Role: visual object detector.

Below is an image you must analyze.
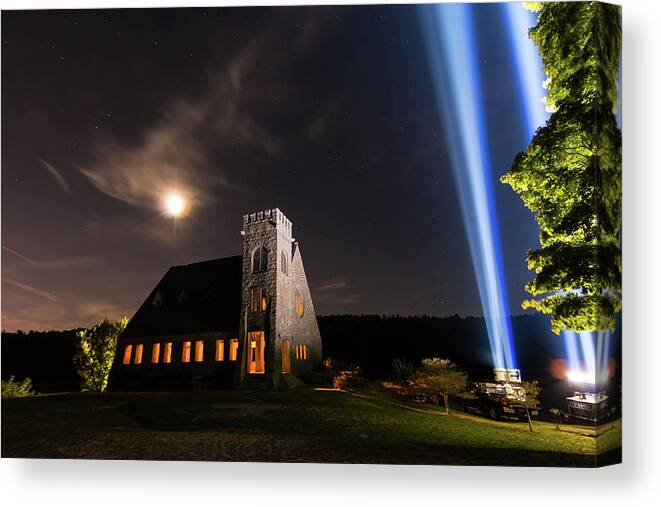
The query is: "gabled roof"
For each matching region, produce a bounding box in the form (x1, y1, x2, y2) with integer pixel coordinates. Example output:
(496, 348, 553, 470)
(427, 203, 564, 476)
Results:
(122, 255, 243, 338)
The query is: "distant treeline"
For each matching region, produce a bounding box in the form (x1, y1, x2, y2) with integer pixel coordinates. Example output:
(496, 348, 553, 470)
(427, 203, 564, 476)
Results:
(2, 313, 621, 396)
(317, 313, 569, 380)
(2, 328, 81, 391)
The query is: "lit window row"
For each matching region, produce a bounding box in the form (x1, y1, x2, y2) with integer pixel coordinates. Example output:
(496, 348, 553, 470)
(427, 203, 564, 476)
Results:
(295, 344, 309, 360)
(122, 338, 239, 365)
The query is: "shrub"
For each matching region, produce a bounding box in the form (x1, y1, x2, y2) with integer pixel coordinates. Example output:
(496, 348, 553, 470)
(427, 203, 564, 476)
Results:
(332, 367, 368, 390)
(392, 358, 416, 388)
(2, 375, 36, 398)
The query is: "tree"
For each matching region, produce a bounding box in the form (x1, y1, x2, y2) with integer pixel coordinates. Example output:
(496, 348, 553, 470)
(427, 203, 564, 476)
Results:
(520, 380, 542, 432)
(501, 2, 621, 334)
(413, 358, 468, 414)
(74, 317, 128, 393)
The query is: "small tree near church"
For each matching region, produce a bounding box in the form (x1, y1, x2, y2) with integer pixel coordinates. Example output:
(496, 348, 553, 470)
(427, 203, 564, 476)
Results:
(413, 358, 468, 415)
(74, 317, 128, 393)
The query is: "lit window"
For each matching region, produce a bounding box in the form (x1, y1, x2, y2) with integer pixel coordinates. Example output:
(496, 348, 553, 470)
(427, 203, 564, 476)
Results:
(296, 344, 308, 361)
(282, 339, 291, 373)
(195, 340, 204, 362)
(295, 290, 304, 318)
(123, 344, 133, 365)
(134, 344, 143, 364)
(251, 289, 258, 313)
(163, 342, 172, 363)
(215, 339, 225, 361)
(182, 341, 191, 363)
(151, 343, 161, 364)
(248, 331, 265, 374)
(261, 289, 267, 311)
(252, 246, 268, 272)
(229, 338, 239, 361)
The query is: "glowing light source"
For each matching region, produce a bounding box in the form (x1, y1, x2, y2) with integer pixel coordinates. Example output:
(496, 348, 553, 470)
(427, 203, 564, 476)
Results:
(562, 329, 611, 388)
(420, 4, 516, 370)
(566, 369, 595, 386)
(164, 192, 185, 217)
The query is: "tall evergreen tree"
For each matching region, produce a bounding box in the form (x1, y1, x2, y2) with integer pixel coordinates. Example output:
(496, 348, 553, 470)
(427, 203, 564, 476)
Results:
(501, 2, 622, 334)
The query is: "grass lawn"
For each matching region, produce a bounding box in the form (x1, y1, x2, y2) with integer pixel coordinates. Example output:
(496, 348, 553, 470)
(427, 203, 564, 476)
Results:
(1, 386, 621, 466)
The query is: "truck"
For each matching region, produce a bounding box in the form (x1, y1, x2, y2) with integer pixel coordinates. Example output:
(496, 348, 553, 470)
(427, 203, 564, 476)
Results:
(462, 368, 539, 421)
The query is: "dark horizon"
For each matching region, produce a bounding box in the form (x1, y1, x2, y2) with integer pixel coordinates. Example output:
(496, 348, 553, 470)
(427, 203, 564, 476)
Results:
(2, 4, 539, 332)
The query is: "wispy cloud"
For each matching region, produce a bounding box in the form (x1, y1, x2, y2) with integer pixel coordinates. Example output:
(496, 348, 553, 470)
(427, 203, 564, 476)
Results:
(40, 158, 72, 193)
(318, 278, 350, 292)
(313, 276, 360, 308)
(78, 10, 333, 213)
(2, 277, 61, 302)
(2, 246, 104, 270)
(32, 256, 106, 270)
(2, 246, 36, 264)
(1, 296, 134, 332)
(2, 262, 140, 331)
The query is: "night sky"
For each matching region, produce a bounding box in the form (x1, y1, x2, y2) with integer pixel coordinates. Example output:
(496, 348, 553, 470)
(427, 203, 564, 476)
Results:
(1, 4, 540, 332)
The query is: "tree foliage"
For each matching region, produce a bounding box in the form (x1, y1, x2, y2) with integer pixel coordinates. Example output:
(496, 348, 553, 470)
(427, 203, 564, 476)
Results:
(412, 358, 468, 414)
(74, 317, 128, 392)
(501, 2, 621, 334)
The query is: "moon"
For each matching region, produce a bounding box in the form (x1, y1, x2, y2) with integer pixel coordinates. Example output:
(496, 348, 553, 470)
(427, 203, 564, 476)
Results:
(164, 193, 185, 217)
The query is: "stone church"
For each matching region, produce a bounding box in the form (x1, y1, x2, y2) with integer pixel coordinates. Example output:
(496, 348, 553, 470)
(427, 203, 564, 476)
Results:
(109, 208, 322, 390)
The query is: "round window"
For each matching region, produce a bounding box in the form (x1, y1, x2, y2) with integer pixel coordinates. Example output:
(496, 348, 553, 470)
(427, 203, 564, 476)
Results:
(295, 290, 304, 318)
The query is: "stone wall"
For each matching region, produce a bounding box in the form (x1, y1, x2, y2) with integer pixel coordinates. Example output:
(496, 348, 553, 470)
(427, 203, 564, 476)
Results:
(288, 243, 323, 371)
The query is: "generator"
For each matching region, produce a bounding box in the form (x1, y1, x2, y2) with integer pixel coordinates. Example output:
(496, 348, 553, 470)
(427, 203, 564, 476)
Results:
(566, 391, 610, 421)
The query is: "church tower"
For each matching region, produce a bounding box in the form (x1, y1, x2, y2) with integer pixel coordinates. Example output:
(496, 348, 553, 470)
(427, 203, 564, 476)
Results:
(237, 208, 320, 388)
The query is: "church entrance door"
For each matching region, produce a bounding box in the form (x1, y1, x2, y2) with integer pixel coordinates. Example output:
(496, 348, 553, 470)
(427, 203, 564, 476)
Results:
(248, 331, 265, 374)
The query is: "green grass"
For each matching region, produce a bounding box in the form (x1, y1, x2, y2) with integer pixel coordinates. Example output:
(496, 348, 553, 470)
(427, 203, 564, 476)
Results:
(1, 386, 621, 466)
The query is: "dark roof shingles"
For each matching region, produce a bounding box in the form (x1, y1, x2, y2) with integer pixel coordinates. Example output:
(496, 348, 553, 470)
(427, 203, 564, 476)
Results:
(122, 255, 243, 338)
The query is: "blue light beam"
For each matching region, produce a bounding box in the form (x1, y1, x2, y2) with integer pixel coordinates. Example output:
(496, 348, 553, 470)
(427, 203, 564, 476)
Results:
(420, 4, 517, 370)
(562, 329, 580, 371)
(502, 2, 549, 139)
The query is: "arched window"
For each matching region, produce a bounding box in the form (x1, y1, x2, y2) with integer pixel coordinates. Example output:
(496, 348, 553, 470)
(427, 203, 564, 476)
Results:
(281, 251, 288, 275)
(152, 290, 164, 308)
(295, 289, 304, 318)
(252, 246, 268, 273)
